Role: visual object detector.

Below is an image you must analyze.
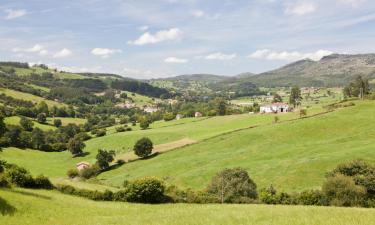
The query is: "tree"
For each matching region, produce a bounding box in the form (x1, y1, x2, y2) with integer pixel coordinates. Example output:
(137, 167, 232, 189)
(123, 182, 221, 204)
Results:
(53, 119, 62, 128)
(272, 93, 283, 103)
(322, 174, 366, 207)
(36, 101, 49, 116)
(133, 137, 153, 158)
(20, 117, 34, 131)
(289, 86, 302, 108)
(68, 137, 85, 157)
(214, 98, 227, 116)
(96, 149, 116, 170)
(345, 76, 370, 99)
(207, 168, 257, 203)
(37, 113, 47, 124)
(139, 117, 150, 130)
(0, 115, 6, 137)
(120, 92, 128, 99)
(31, 128, 45, 149)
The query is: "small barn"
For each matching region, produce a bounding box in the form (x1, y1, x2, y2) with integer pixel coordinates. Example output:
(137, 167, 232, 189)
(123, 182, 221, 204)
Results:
(260, 103, 290, 114)
(76, 162, 90, 171)
(195, 112, 203, 117)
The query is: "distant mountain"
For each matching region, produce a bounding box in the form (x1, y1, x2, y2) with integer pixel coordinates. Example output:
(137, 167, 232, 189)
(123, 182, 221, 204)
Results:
(162, 74, 229, 82)
(242, 54, 375, 87)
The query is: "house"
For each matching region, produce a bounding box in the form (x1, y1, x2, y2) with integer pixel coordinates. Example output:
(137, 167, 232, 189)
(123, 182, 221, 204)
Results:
(144, 106, 159, 113)
(176, 114, 183, 120)
(76, 162, 90, 171)
(260, 103, 290, 114)
(195, 112, 203, 117)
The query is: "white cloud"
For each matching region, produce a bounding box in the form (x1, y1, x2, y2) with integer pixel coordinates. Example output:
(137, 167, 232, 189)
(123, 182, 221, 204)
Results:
(12, 44, 49, 56)
(91, 48, 122, 58)
(138, 25, 149, 31)
(191, 10, 205, 18)
(205, 52, 237, 60)
(53, 48, 72, 58)
(164, 57, 188, 64)
(337, 0, 366, 7)
(127, 28, 182, 45)
(248, 49, 333, 61)
(285, 2, 317, 16)
(4, 9, 27, 20)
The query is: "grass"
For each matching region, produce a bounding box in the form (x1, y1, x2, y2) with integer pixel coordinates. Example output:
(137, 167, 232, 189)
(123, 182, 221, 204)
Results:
(4, 116, 56, 131)
(98, 100, 375, 191)
(1, 188, 375, 225)
(0, 88, 65, 107)
(123, 91, 157, 107)
(25, 83, 50, 92)
(46, 117, 87, 126)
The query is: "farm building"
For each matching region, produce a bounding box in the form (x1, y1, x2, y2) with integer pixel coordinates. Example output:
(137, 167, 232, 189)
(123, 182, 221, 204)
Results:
(195, 112, 203, 117)
(260, 103, 290, 113)
(76, 162, 90, 171)
(176, 114, 183, 120)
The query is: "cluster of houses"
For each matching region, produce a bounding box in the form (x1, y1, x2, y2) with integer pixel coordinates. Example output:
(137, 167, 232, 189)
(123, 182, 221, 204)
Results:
(259, 103, 291, 114)
(176, 111, 203, 120)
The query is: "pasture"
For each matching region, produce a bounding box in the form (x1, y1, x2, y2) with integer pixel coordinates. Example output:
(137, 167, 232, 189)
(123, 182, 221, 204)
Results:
(1, 188, 374, 225)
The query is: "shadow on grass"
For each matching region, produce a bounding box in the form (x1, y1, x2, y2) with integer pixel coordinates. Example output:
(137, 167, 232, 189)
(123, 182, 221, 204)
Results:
(73, 152, 90, 158)
(0, 197, 16, 216)
(105, 162, 125, 172)
(4, 188, 52, 200)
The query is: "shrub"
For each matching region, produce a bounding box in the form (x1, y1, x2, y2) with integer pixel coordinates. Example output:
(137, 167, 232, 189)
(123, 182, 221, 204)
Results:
(125, 177, 166, 203)
(51, 142, 67, 152)
(33, 175, 53, 189)
(95, 129, 106, 137)
(208, 168, 257, 203)
(4, 165, 34, 187)
(37, 113, 47, 124)
(126, 127, 132, 131)
(79, 165, 100, 179)
(139, 120, 149, 130)
(133, 137, 153, 158)
(115, 126, 126, 132)
(53, 119, 62, 127)
(0, 174, 10, 187)
(322, 174, 366, 207)
(67, 168, 79, 179)
(163, 112, 175, 121)
(75, 132, 91, 141)
(296, 190, 327, 206)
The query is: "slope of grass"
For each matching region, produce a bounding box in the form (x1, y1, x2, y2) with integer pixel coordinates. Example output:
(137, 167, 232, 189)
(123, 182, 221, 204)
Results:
(46, 117, 87, 126)
(0, 88, 65, 107)
(4, 116, 56, 131)
(1, 188, 374, 225)
(98, 101, 375, 191)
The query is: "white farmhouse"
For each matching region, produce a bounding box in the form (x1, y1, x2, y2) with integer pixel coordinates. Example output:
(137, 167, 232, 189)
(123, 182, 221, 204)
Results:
(260, 103, 290, 114)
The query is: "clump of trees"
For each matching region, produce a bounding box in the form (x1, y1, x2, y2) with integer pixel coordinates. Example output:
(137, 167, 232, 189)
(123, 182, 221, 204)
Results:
(289, 86, 302, 107)
(343, 76, 370, 99)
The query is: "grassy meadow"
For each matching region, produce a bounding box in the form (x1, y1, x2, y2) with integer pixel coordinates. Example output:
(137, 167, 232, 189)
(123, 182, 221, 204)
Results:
(1, 188, 375, 225)
(0, 88, 65, 107)
(98, 100, 375, 191)
(4, 116, 56, 131)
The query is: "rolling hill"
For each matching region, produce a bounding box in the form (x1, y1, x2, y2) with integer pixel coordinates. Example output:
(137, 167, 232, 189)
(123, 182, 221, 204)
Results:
(241, 54, 375, 87)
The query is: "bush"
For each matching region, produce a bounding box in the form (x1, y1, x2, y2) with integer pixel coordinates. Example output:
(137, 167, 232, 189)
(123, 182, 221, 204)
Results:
(133, 137, 153, 158)
(296, 190, 327, 206)
(75, 132, 91, 141)
(67, 168, 79, 179)
(4, 165, 34, 187)
(53, 119, 62, 127)
(207, 168, 257, 203)
(125, 177, 166, 203)
(115, 126, 126, 132)
(0, 174, 10, 187)
(322, 174, 366, 207)
(163, 112, 175, 121)
(34, 175, 53, 189)
(95, 129, 106, 137)
(79, 165, 100, 179)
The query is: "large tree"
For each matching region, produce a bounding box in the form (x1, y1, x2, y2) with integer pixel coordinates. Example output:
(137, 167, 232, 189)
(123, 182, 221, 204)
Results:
(20, 117, 34, 131)
(68, 137, 85, 157)
(96, 149, 116, 170)
(133, 137, 153, 158)
(208, 168, 257, 203)
(289, 86, 302, 108)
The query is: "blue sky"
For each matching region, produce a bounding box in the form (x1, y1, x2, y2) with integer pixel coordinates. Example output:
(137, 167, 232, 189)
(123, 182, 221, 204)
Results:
(0, 0, 375, 78)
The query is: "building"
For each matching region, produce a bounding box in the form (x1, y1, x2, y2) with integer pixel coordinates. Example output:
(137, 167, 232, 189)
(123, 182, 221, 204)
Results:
(195, 112, 203, 117)
(143, 106, 159, 113)
(260, 103, 290, 114)
(176, 114, 183, 120)
(76, 162, 90, 171)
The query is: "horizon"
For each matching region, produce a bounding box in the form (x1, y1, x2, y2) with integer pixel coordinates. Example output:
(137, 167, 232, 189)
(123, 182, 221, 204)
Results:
(1, 0, 375, 78)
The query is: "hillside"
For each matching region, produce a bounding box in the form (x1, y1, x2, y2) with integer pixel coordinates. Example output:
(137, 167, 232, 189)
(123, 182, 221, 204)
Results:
(98, 100, 375, 191)
(244, 54, 375, 87)
(1, 188, 375, 225)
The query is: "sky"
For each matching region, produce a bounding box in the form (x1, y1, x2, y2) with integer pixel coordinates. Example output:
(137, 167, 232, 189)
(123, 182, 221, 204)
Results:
(0, 0, 375, 79)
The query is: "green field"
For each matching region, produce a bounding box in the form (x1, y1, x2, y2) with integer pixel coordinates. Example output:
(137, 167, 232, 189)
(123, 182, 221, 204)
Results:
(0, 88, 65, 107)
(98, 100, 375, 191)
(1, 188, 374, 225)
(4, 116, 56, 131)
(46, 117, 87, 126)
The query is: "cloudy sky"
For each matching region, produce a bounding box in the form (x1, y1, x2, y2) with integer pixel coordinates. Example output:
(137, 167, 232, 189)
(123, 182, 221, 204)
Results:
(0, 0, 375, 78)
